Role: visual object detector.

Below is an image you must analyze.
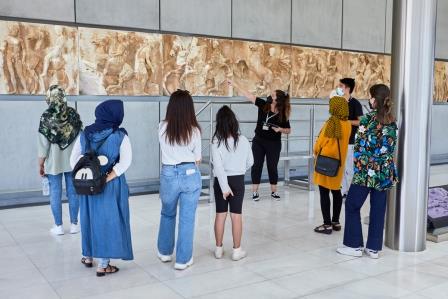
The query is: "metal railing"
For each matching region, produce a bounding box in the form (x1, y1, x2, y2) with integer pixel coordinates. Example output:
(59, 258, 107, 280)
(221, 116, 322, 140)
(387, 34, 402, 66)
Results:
(194, 99, 328, 202)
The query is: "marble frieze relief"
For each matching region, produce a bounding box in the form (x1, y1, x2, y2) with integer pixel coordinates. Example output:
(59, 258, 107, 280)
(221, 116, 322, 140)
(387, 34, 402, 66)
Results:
(79, 27, 162, 95)
(0, 21, 78, 95)
(0, 20, 447, 101)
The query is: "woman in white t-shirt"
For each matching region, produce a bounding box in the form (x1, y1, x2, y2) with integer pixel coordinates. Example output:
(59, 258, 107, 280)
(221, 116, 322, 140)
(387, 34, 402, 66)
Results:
(212, 106, 253, 261)
(157, 90, 202, 271)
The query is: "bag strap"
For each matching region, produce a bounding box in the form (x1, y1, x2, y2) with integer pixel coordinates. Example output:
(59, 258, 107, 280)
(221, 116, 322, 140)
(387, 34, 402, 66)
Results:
(317, 137, 342, 166)
(337, 138, 341, 166)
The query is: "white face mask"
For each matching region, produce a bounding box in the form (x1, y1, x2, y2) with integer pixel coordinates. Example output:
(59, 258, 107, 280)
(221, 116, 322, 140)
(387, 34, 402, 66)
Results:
(329, 90, 338, 99)
(335, 87, 345, 97)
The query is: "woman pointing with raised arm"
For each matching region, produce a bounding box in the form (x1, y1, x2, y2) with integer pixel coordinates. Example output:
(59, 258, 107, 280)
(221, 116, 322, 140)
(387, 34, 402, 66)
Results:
(228, 80, 291, 201)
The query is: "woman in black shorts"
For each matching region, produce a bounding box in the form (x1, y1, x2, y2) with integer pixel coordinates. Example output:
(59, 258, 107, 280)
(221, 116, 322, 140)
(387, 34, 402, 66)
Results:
(211, 106, 253, 261)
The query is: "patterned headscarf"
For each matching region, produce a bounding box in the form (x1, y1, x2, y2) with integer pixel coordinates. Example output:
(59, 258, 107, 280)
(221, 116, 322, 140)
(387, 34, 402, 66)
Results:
(38, 85, 82, 149)
(324, 96, 349, 139)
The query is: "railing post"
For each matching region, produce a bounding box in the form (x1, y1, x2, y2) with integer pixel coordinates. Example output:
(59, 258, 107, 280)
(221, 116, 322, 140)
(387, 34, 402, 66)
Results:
(209, 104, 214, 203)
(308, 105, 315, 191)
(284, 134, 290, 186)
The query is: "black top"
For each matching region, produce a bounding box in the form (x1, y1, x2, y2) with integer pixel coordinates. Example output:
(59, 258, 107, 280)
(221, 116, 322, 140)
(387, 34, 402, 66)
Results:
(348, 97, 364, 144)
(254, 98, 291, 141)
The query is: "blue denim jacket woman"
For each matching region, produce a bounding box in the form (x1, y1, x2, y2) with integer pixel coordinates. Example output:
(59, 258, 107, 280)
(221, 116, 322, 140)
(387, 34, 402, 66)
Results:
(70, 100, 133, 277)
(157, 90, 202, 270)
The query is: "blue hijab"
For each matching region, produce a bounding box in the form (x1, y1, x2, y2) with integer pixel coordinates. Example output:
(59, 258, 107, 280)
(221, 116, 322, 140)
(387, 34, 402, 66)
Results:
(84, 100, 128, 137)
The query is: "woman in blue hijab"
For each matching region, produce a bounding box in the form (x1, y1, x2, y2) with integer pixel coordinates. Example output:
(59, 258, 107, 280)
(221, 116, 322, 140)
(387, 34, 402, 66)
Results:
(70, 99, 133, 277)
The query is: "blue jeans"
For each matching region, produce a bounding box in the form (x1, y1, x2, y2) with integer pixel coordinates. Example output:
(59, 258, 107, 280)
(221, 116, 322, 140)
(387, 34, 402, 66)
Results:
(343, 184, 387, 251)
(157, 163, 202, 264)
(97, 258, 110, 269)
(47, 172, 79, 226)
(83, 256, 110, 269)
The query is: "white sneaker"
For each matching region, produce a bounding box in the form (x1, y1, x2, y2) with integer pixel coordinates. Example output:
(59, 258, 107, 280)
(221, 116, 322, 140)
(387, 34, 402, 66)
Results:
(70, 223, 80, 234)
(50, 225, 64, 236)
(214, 246, 224, 259)
(174, 258, 193, 270)
(157, 252, 172, 263)
(271, 192, 281, 201)
(252, 192, 260, 202)
(336, 246, 363, 257)
(232, 247, 247, 261)
(364, 248, 379, 259)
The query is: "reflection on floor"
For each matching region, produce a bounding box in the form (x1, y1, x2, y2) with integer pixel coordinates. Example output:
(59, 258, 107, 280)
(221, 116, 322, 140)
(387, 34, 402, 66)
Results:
(0, 165, 447, 299)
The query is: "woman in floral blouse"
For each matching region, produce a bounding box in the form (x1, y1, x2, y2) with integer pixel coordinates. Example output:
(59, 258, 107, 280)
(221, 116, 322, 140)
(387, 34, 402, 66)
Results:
(337, 84, 398, 259)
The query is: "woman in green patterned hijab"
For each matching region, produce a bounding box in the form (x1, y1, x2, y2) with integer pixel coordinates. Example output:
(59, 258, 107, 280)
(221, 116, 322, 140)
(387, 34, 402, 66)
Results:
(38, 85, 82, 236)
(38, 85, 82, 149)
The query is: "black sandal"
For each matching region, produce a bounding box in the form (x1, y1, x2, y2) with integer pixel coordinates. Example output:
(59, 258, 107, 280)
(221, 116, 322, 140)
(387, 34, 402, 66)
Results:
(96, 264, 119, 277)
(81, 257, 93, 268)
(314, 224, 333, 235)
(332, 222, 342, 231)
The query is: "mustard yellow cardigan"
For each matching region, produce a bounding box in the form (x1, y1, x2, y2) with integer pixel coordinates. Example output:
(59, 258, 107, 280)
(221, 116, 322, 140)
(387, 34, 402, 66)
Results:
(313, 120, 352, 190)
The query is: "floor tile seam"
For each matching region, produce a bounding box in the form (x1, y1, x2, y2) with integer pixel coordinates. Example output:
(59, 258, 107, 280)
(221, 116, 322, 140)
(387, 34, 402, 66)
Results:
(180, 271, 269, 299)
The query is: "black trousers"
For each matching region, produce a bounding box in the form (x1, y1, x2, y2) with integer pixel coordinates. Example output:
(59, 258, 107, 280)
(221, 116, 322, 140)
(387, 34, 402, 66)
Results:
(251, 136, 282, 185)
(319, 185, 343, 225)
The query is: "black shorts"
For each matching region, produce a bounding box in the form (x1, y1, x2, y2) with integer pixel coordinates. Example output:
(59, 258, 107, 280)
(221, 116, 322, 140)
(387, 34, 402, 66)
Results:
(214, 175, 245, 214)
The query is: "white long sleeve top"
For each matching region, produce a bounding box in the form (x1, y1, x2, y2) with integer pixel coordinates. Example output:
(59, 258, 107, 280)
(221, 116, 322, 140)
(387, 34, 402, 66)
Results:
(70, 134, 132, 177)
(211, 135, 254, 193)
(158, 121, 202, 165)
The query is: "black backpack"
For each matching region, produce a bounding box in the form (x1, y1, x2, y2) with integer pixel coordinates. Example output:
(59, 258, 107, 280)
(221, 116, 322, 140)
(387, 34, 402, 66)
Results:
(72, 134, 117, 195)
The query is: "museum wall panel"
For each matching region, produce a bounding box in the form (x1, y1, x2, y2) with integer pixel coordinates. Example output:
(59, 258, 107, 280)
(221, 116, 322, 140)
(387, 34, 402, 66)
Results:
(436, 0, 448, 60)
(0, 0, 75, 22)
(161, 0, 231, 37)
(342, 0, 387, 53)
(232, 0, 291, 43)
(385, 0, 393, 54)
(0, 101, 48, 192)
(75, 0, 159, 31)
(291, 0, 343, 49)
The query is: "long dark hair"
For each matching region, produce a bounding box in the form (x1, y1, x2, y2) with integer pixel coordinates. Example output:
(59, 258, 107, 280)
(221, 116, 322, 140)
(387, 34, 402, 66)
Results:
(164, 90, 201, 145)
(263, 90, 291, 122)
(370, 84, 395, 125)
(213, 105, 240, 150)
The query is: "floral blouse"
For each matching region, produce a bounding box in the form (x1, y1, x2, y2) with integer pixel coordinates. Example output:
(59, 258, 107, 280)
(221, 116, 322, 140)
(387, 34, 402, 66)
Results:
(352, 111, 399, 191)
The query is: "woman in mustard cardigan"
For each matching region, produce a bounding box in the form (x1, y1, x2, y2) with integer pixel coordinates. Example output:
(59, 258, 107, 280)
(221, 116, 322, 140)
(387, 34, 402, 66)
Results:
(313, 96, 351, 235)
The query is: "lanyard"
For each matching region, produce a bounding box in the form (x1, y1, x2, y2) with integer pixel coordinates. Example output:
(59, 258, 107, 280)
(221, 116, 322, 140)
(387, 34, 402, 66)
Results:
(265, 112, 278, 123)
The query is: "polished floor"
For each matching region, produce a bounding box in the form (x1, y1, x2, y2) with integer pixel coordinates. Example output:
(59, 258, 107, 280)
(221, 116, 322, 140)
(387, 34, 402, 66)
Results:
(1, 165, 448, 299)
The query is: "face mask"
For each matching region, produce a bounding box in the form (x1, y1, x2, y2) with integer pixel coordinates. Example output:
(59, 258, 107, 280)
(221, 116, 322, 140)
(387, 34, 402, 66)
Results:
(266, 96, 273, 104)
(329, 90, 338, 99)
(335, 87, 345, 97)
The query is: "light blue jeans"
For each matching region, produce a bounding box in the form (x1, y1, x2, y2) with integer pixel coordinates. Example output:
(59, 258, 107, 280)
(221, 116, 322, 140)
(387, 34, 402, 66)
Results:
(47, 172, 79, 226)
(157, 163, 202, 264)
(83, 256, 110, 269)
(97, 258, 110, 269)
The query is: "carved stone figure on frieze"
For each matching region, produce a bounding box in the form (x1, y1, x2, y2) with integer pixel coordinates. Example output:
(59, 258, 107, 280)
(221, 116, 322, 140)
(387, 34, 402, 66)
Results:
(1, 24, 28, 93)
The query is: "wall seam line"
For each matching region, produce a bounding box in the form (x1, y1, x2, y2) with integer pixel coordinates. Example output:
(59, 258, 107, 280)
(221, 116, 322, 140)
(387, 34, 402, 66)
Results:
(73, 0, 77, 22)
(384, 0, 388, 53)
(341, 0, 344, 49)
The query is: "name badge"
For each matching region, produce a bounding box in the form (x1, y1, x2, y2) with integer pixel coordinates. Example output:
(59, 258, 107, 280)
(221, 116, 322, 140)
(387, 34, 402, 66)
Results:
(186, 169, 196, 175)
(262, 124, 269, 130)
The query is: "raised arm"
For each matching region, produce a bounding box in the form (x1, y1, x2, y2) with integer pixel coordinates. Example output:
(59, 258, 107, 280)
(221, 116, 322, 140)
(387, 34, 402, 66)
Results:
(227, 79, 256, 104)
